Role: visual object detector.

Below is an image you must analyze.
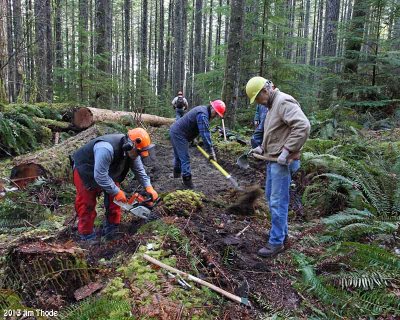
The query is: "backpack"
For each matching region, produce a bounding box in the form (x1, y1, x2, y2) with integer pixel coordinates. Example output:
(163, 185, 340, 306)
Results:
(175, 96, 185, 109)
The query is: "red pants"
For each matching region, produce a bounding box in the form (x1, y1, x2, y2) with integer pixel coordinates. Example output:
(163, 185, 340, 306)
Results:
(73, 169, 121, 235)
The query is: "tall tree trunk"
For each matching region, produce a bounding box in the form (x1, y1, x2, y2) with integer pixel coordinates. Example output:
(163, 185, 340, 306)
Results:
(301, 0, 310, 64)
(215, 0, 222, 59)
(141, 0, 148, 72)
(322, 0, 340, 67)
(13, 0, 22, 100)
(259, 0, 267, 75)
(172, 0, 187, 94)
(224, 0, 229, 44)
(186, 0, 195, 106)
(35, 0, 53, 102)
(0, 0, 7, 102)
(124, 0, 130, 108)
(392, 0, 400, 50)
(201, 0, 207, 72)
(94, 0, 112, 106)
(165, 0, 172, 90)
(6, 0, 15, 102)
(79, 0, 88, 102)
(316, 0, 324, 65)
(222, 0, 245, 128)
(157, 0, 165, 94)
(55, 0, 64, 87)
(343, 0, 366, 73)
(309, 0, 318, 66)
(193, 0, 202, 104)
(206, 0, 213, 72)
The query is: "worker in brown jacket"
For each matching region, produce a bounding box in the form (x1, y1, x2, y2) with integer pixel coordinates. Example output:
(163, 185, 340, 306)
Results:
(246, 76, 311, 258)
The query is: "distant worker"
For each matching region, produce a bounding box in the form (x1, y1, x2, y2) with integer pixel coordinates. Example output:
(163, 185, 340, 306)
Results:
(71, 128, 159, 241)
(169, 100, 226, 189)
(246, 76, 310, 258)
(251, 103, 269, 148)
(171, 91, 189, 119)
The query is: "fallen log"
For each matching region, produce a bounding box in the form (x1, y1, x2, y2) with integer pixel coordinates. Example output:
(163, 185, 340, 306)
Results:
(32, 117, 73, 132)
(73, 107, 175, 130)
(10, 125, 107, 187)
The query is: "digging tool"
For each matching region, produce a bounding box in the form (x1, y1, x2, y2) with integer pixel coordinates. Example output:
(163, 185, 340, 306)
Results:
(143, 254, 251, 306)
(196, 145, 241, 191)
(236, 149, 253, 169)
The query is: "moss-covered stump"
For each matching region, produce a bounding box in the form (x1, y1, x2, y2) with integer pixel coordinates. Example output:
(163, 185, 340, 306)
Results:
(2, 241, 95, 310)
(163, 190, 204, 217)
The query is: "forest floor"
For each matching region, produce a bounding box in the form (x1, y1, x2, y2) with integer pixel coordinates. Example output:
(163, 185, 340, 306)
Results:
(0, 126, 361, 319)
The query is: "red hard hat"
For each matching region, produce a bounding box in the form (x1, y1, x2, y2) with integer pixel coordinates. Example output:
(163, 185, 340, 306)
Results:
(210, 100, 226, 117)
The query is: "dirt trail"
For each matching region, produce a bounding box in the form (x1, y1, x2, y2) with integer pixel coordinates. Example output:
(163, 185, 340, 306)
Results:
(146, 138, 301, 316)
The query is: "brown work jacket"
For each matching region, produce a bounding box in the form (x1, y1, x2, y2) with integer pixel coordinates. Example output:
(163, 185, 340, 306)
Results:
(261, 89, 311, 160)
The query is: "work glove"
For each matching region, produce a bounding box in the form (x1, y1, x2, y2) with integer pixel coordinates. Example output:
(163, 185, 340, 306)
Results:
(114, 190, 127, 203)
(251, 146, 263, 155)
(145, 186, 159, 201)
(277, 148, 290, 165)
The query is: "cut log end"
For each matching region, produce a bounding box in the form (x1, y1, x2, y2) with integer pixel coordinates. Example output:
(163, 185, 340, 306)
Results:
(73, 107, 94, 130)
(10, 163, 47, 188)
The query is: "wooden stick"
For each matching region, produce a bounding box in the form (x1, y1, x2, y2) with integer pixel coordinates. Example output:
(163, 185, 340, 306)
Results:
(235, 224, 250, 238)
(221, 119, 227, 141)
(143, 254, 250, 306)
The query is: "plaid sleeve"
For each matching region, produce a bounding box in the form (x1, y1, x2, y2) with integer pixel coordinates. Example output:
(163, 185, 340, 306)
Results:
(196, 113, 213, 152)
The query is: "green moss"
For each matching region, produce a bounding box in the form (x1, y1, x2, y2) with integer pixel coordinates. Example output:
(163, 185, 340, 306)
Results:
(103, 277, 130, 299)
(163, 190, 204, 217)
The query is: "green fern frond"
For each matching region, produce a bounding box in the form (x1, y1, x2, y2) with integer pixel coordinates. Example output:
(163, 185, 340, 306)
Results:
(329, 271, 395, 290)
(59, 296, 131, 320)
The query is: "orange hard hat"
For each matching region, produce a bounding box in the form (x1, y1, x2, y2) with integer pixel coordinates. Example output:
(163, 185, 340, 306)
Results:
(210, 100, 226, 118)
(127, 128, 154, 157)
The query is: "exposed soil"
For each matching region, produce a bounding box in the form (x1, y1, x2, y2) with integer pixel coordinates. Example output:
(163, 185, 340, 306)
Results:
(3, 132, 306, 318)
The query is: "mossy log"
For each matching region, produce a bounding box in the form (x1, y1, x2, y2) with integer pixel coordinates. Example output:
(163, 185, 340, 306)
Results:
(32, 117, 73, 131)
(10, 125, 104, 187)
(4, 241, 93, 309)
(73, 107, 175, 130)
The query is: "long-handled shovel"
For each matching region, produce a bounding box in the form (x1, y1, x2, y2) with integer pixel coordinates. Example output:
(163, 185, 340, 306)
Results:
(196, 145, 241, 190)
(236, 150, 252, 169)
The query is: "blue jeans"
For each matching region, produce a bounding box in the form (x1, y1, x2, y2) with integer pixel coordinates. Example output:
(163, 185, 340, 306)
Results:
(175, 108, 185, 119)
(265, 160, 300, 245)
(170, 130, 191, 177)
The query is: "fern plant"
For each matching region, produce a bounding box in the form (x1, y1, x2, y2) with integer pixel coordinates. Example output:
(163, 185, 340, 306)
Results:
(323, 208, 400, 241)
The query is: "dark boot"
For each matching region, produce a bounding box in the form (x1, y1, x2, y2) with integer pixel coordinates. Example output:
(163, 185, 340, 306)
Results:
(182, 175, 194, 189)
(102, 223, 121, 241)
(257, 243, 284, 258)
(173, 168, 181, 178)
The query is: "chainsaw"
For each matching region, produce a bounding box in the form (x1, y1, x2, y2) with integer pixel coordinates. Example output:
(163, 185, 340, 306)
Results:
(114, 190, 160, 220)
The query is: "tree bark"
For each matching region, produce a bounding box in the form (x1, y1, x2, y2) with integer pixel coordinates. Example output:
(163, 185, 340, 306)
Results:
(55, 0, 64, 87)
(322, 0, 340, 66)
(34, 0, 53, 102)
(124, 0, 131, 108)
(79, 0, 89, 103)
(12, 0, 23, 100)
(206, 0, 213, 72)
(193, 0, 203, 105)
(6, 0, 15, 102)
(222, 0, 245, 128)
(72, 106, 175, 129)
(343, 0, 366, 74)
(157, 0, 165, 95)
(0, 0, 8, 103)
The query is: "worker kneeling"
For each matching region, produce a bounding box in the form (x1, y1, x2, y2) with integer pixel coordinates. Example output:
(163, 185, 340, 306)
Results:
(169, 100, 226, 189)
(71, 128, 159, 241)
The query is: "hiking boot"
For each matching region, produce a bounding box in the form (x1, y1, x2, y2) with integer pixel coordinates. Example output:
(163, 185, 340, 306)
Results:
(173, 168, 181, 178)
(102, 223, 121, 241)
(77, 231, 99, 246)
(182, 175, 194, 189)
(257, 243, 284, 258)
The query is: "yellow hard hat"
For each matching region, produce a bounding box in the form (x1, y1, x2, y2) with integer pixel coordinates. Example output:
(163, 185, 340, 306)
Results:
(246, 76, 267, 104)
